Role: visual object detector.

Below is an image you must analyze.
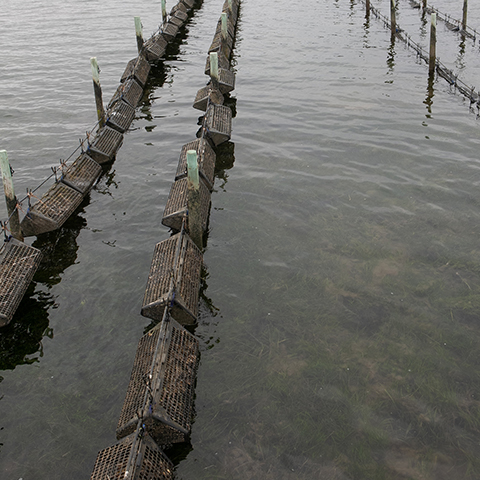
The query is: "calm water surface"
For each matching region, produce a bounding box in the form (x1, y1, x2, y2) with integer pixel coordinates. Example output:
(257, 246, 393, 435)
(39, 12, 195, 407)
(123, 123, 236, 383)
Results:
(2, 0, 480, 479)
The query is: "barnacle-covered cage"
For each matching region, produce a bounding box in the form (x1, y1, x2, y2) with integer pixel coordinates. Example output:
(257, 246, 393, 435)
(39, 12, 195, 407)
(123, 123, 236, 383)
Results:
(144, 33, 169, 62)
(106, 99, 136, 134)
(175, 137, 216, 190)
(111, 78, 144, 108)
(121, 55, 151, 87)
(203, 103, 232, 146)
(87, 126, 124, 164)
(0, 238, 42, 326)
(89, 428, 174, 480)
(116, 318, 200, 446)
(141, 231, 203, 325)
(20, 182, 84, 237)
(61, 153, 102, 195)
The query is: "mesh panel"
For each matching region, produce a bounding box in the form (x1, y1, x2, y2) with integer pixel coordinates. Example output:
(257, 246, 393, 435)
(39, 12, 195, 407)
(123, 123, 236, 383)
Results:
(204, 104, 232, 146)
(61, 153, 102, 194)
(89, 438, 131, 480)
(160, 324, 199, 431)
(107, 100, 136, 133)
(139, 442, 174, 480)
(145, 34, 168, 62)
(0, 239, 42, 325)
(121, 56, 150, 87)
(88, 126, 124, 164)
(117, 328, 162, 438)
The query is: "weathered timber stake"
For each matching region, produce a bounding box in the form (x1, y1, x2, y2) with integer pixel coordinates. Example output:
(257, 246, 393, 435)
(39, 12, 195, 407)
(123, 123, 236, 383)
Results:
(221, 13, 228, 41)
(390, 0, 396, 36)
(90, 57, 105, 128)
(186, 150, 203, 249)
(210, 52, 219, 83)
(162, 0, 167, 24)
(429, 13, 436, 76)
(366, 0, 370, 14)
(422, 0, 426, 9)
(134, 16, 144, 53)
(462, 0, 468, 31)
(0, 151, 23, 241)
(228, 0, 233, 13)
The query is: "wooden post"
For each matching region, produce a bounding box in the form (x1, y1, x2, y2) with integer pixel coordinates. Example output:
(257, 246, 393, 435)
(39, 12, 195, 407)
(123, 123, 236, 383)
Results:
(429, 13, 436, 76)
(228, 0, 233, 13)
(134, 16, 143, 53)
(161, 0, 167, 24)
(390, 0, 396, 36)
(186, 150, 203, 249)
(366, 0, 370, 14)
(462, 0, 468, 31)
(90, 57, 105, 128)
(221, 12, 228, 41)
(0, 151, 23, 241)
(422, 0, 426, 8)
(210, 52, 219, 82)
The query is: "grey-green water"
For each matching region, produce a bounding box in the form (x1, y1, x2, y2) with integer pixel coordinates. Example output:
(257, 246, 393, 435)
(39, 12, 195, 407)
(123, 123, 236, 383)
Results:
(2, 0, 480, 478)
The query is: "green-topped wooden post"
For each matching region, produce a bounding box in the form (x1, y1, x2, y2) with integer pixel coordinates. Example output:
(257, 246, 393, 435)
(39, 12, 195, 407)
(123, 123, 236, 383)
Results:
(462, 0, 468, 31)
(134, 16, 143, 53)
(90, 57, 105, 128)
(221, 12, 228, 41)
(186, 150, 203, 249)
(162, 0, 167, 24)
(390, 0, 396, 37)
(210, 52, 219, 83)
(0, 151, 23, 241)
(429, 13, 436, 76)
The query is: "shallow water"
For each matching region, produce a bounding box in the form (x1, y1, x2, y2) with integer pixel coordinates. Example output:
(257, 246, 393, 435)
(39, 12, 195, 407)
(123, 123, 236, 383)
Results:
(2, 0, 480, 479)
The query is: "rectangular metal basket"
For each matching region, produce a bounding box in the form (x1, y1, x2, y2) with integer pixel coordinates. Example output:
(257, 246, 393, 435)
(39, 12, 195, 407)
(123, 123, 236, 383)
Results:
(203, 104, 232, 146)
(61, 153, 102, 195)
(162, 21, 179, 41)
(89, 429, 174, 480)
(121, 55, 151, 87)
(0, 238, 42, 326)
(87, 126, 124, 164)
(162, 177, 211, 233)
(106, 99, 136, 133)
(111, 78, 144, 108)
(141, 231, 203, 325)
(175, 138, 216, 191)
(20, 182, 84, 237)
(193, 84, 224, 112)
(144, 34, 169, 62)
(116, 319, 200, 445)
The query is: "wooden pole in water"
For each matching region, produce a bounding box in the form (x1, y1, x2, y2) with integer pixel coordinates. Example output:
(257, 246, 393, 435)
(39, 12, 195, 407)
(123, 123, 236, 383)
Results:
(90, 57, 105, 128)
(462, 0, 468, 31)
(161, 0, 167, 25)
(429, 13, 437, 76)
(221, 12, 228, 42)
(422, 0, 426, 9)
(134, 16, 143, 53)
(228, 0, 233, 13)
(390, 0, 396, 36)
(0, 151, 23, 241)
(366, 0, 370, 14)
(186, 150, 203, 249)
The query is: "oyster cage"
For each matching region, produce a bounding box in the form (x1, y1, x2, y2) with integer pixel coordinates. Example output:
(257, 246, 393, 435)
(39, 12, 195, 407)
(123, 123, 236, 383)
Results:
(193, 85, 224, 112)
(111, 78, 144, 108)
(61, 153, 102, 195)
(87, 126, 124, 164)
(141, 231, 203, 325)
(162, 176, 211, 233)
(89, 429, 174, 480)
(106, 99, 136, 134)
(0, 238, 42, 326)
(216, 68, 236, 94)
(175, 137, 216, 191)
(21, 182, 84, 237)
(203, 104, 232, 146)
(144, 33, 169, 62)
(121, 55, 151, 87)
(116, 318, 200, 445)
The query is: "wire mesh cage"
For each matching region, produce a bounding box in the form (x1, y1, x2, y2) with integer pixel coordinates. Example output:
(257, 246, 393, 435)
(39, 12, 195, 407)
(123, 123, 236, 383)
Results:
(121, 55, 151, 88)
(144, 34, 169, 62)
(106, 99, 136, 134)
(161, 176, 211, 233)
(203, 104, 232, 146)
(172, 9, 189, 24)
(193, 84, 224, 112)
(223, 0, 240, 21)
(141, 231, 203, 325)
(89, 428, 175, 480)
(111, 78, 144, 108)
(207, 69, 235, 95)
(116, 318, 200, 445)
(209, 31, 234, 60)
(0, 238, 42, 326)
(87, 126, 124, 164)
(169, 15, 185, 29)
(21, 182, 84, 237)
(61, 153, 102, 195)
(162, 21, 179, 41)
(175, 137, 216, 191)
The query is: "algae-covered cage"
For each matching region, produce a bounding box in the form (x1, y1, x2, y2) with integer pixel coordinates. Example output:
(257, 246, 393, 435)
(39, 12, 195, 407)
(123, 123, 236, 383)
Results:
(116, 318, 199, 445)
(61, 153, 102, 195)
(89, 428, 174, 480)
(203, 103, 232, 146)
(141, 230, 203, 325)
(0, 238, 42, 326)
